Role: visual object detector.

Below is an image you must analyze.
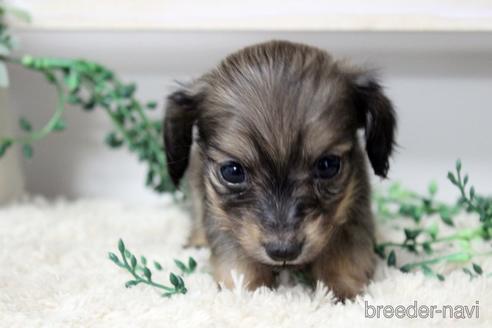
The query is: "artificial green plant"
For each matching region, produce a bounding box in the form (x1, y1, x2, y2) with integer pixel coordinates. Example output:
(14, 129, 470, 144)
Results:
(374, 160, 492, 280)
(0, 3, 174, 193)
(109, 239, 196, 297)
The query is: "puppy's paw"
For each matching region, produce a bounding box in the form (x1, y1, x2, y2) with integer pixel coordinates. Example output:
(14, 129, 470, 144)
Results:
(211, 255, 275, 290)
(311, 240, 376, 300)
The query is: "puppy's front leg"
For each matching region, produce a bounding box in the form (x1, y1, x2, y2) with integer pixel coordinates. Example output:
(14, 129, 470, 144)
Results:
(211, 253, 274, 290)
(186, 224, 208, 248)
(311, 227, 376, 300)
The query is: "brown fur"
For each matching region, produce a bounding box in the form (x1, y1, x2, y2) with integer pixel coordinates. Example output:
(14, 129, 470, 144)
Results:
(163, 40, 396, 299)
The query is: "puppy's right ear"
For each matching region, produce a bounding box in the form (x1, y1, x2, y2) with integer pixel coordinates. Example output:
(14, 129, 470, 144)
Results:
(163, 90, 200, 187)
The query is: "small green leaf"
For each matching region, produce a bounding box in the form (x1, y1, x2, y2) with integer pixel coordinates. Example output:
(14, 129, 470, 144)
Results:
(65, 70, 80, 92)
(143, 267, 152, 281)
(174, 259, 187, 273)
(19, 117, 32, 131)
(398, 204, 422, 223)
(188, 257, 197, 272)
(108, 252, 119, 264)
(124, 250, 131, 258)
(427, 223, 438, 240)
(388, 182, 402, 198)
(154, 261, 162, 270)
(421, 264, 434, 277)
(125, 280, 139, 288)
(53, 119, 66, 132)
(420, 265, 444, 281)
(113, 111, 126, 125)
(0, 140, 12, 158)
(463, 175, 469, 186)
(67, 94, 81, 105)
(405, 244, 417, 253)
(130, 255, 137, 269)
(404, 228, 421, 241)
(463, 268, 474, 279)
(470, 187, 475, 201)
(472, 263, 483, 275)
(387, 250, 396, 267)
(146, 171, 154, 186)
(422, 242, 432, 254)
(447, 172, 457, 185)
(83, 97, 96, 111)
(120, 83, 136, 97)
(399, 264, 412, 273)
(21, 55, 34, 67)
(146, 101, 157, 109)
(428, 181, 438, 196)
(118, 239, 125, 253)
(169, 273, 180, 287)
(140, 256, 147, 266)
(22, 144, 33, 159)
(440, 209, 454, 226)
(105, 132, 124, 148)
(177, 276, 185, 288)
(456, 159, 462, 172)
(374, 244, 386, 258)
(43, 71, 57, 84)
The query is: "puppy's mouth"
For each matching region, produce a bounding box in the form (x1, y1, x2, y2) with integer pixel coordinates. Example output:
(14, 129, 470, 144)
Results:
(264, 260, 307, 272)
(280, 260, 305, 269)
(258, 252, 308, 268)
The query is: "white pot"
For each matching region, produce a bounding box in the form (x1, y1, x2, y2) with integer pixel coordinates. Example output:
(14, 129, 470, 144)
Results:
(0, 89, 24, 204)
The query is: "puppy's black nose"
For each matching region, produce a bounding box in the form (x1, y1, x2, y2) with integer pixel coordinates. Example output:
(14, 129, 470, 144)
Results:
(265, 242, 303, 262)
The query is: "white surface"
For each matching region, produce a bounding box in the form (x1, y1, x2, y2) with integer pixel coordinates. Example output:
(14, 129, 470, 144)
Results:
(0, 198, 491, 327)
(5, 31, 492, 203)
(8, 0, 492, 31)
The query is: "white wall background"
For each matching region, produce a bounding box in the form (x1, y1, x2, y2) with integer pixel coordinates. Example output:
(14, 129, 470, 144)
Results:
(5, 31, 492, 204)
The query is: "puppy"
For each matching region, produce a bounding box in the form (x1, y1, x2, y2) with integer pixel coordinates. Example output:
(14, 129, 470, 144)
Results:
(163, 40, 396, 299)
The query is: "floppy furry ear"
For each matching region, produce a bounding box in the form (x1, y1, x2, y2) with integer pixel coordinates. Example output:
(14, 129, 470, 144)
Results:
(352, 72, 397, 178)
(163, 89, 200, 187)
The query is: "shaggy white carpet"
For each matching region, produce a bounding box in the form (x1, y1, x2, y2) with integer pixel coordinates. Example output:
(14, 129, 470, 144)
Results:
(0, 197, 491, 328)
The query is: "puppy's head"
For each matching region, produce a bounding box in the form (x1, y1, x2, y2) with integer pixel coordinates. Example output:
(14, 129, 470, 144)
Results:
(164, 41, 396, 266)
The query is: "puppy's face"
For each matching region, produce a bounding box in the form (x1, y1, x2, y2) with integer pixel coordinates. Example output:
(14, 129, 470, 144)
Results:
(164, 41, 396, 266)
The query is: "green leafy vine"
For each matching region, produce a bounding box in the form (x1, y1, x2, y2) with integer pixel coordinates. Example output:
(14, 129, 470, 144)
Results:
(0, 5, 174, 193)
(375, 160, 492, 280)
(109, 239, 197, 297)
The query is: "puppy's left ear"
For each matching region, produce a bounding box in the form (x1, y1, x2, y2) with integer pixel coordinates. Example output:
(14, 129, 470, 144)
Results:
(351, 71, 397, 178)
(163, 89, 201, 187)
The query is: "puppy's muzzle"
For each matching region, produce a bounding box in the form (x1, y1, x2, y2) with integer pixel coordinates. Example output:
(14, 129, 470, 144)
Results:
(264, 241, 303, 262)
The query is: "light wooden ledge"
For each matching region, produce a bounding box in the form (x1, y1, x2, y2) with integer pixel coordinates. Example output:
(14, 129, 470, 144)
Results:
(8, 0, 492, 31)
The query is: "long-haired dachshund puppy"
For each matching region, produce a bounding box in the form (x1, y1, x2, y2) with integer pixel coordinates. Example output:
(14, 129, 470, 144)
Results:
(163, 40, 396, 300)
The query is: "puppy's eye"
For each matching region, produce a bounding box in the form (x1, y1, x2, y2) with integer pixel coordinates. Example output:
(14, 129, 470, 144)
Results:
(220, 161, 246, 184)
(315, 155, 341, 179)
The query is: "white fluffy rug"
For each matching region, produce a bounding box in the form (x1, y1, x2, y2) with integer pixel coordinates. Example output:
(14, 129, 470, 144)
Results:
(1, 197, 491, 327)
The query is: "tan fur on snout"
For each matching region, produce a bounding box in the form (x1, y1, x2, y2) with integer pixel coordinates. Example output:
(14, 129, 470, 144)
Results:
(237, 220, 267, 261)
(164, 40, 396, 299)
